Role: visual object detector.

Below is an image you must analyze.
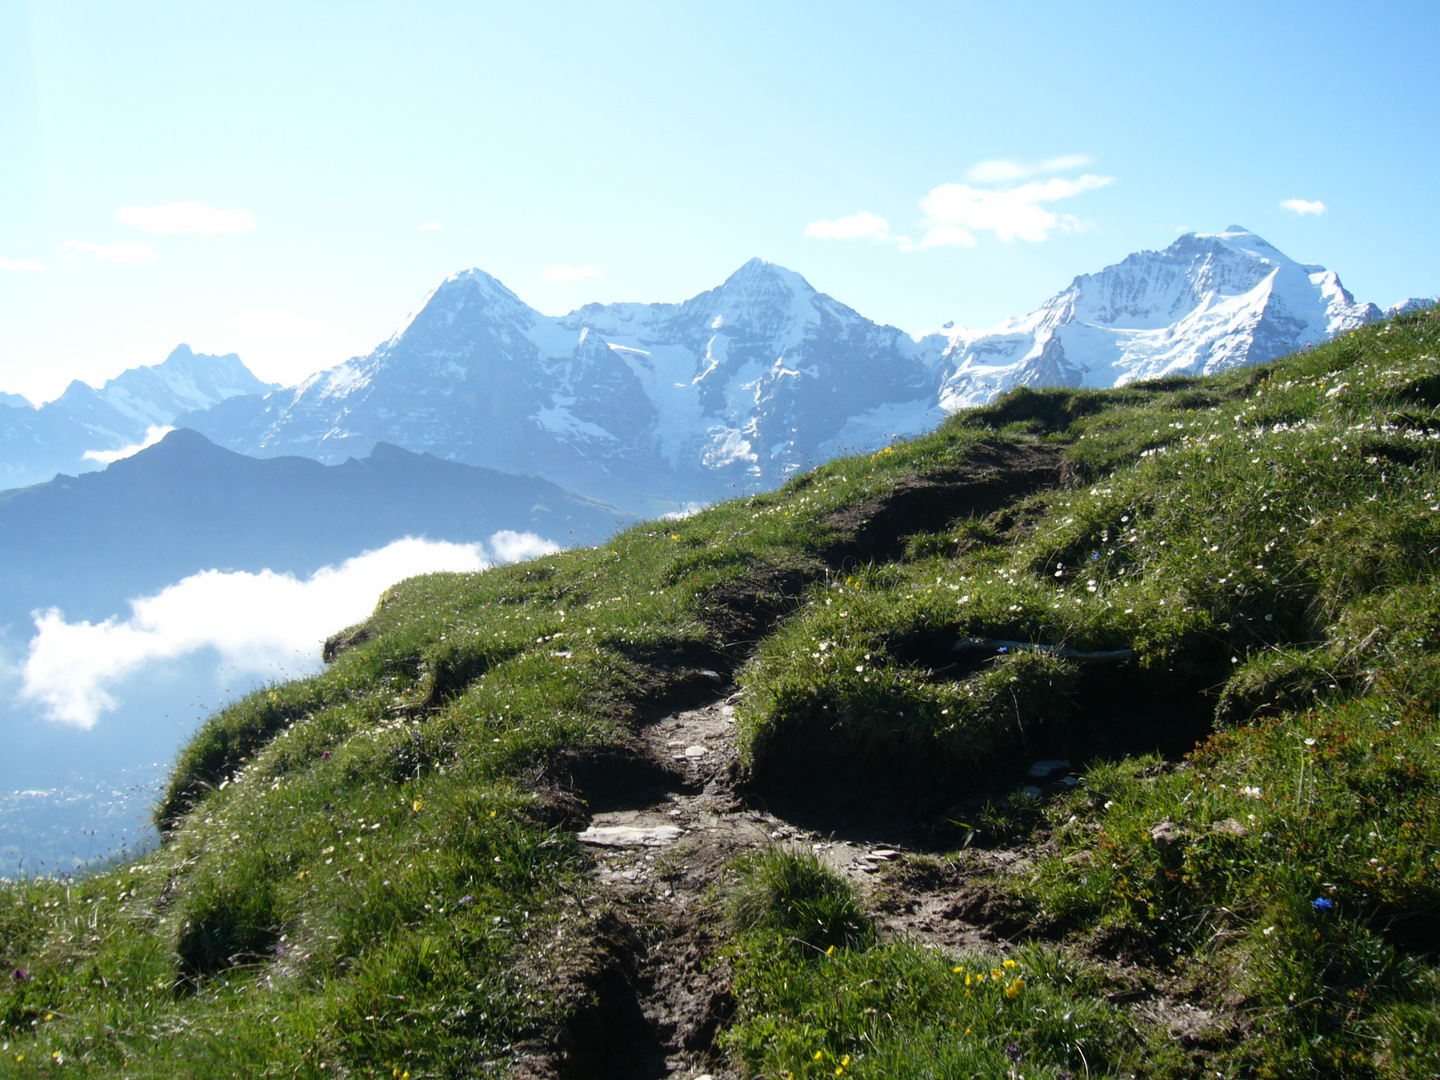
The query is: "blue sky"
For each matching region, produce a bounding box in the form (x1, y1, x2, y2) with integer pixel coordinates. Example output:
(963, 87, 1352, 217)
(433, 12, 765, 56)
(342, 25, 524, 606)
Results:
(2, 0, 1438, 402)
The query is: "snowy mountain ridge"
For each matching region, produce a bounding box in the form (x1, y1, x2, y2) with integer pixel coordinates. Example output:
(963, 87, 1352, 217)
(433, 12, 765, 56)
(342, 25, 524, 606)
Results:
(925, 227, 1380, 410)
(178, 228, 1385, 512)
(0, 345, 275, 490)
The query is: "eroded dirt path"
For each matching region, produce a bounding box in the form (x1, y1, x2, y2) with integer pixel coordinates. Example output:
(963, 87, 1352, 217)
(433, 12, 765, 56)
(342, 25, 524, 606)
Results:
(533, 690, 1037, 1080)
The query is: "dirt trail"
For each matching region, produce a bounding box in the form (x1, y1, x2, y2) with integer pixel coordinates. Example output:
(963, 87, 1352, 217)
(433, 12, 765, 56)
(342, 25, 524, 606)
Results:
(522, 443, 1082, 1078)
(537, 690, 1030, 1080)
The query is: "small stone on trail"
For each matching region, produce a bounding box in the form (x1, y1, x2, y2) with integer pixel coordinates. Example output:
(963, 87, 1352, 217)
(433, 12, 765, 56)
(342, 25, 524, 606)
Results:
(578, 825, 683, 847)
(684, 745, 709, 758)
(1210, 817, 1248, 837)
(866, 849, 902, 861)
(1026, 759, 1071, 779)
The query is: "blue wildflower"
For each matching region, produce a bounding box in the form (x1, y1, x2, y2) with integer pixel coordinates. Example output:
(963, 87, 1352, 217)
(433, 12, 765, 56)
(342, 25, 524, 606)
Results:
(1313, 897, 1335, 912)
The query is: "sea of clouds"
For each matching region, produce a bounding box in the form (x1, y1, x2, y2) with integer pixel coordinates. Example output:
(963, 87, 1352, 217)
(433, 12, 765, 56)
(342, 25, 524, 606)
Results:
(15, 531, 559, 730)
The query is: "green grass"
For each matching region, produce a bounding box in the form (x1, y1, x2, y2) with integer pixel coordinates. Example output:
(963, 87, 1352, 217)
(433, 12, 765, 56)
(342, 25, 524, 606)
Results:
(3, 308, 1440, 1076)
(721, 848, 1155, 1079)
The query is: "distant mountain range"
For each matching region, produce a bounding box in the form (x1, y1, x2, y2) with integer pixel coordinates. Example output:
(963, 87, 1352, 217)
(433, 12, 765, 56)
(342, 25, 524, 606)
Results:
(0, 345, 275, 490)
(2, 229, 1426, 513)
(0, 428, 631, 633)
(175, 228, 1401, 512)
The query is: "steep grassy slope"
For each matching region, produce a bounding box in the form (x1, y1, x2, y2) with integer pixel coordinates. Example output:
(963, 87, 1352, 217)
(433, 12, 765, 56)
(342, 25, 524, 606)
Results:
(2, 307, 1439, 1079)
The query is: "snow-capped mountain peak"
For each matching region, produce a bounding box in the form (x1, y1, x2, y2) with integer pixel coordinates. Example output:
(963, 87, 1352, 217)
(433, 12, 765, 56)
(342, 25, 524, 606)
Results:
(179, 231, 1387, 513)
(931, 227, 1380, 410)
(0, 346, 277, 489)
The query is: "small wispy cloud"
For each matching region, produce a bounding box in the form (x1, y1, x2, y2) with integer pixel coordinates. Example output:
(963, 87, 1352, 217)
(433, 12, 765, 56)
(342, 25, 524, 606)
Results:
(62, 240, 161, 264)
(964, 155, 1093, 184)
(82, 425, 174, 465)
(920, 174, 1115, 246)
(1281, 198, 1327, 217)
(19, 532, 561, 728)
(0, 257, 45, 271)
(418, 222, 444, 231)
(805, 156, 1110, 253)
(115, 202, 256, 235)
(540, 265, 602, 282)
(805, 211, 901, 242)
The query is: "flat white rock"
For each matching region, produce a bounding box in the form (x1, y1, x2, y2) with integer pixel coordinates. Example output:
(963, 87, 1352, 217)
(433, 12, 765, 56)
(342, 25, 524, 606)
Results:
(577, 824, 683, 847)
(684, 745, 709, 758)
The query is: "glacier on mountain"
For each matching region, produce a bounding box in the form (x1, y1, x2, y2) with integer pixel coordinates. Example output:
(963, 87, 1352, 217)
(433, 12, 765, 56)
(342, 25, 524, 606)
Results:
(176, 228, 1383, 513)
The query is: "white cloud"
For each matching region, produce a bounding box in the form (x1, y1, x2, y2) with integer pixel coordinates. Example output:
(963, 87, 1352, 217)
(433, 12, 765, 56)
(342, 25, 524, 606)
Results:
(82, 425, 174, 465)
(964, 155, 1093, 183)
(115, 202, 256, 236)
(917, 224, 977, 249)
(1281, 198, 1327, 217)
(540, 265, 602, 282)
(920, 174, 1115, 245)
(418, 222, 444, 231)
(63, 240, 161, 264)
(487, 530, 562, 563)
(0, 257, 45, 271)
(805, 212, 894, 241)
(19, 531, 559, 728)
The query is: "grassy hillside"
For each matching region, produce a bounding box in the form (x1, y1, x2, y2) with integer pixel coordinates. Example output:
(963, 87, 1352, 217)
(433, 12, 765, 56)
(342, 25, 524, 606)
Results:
(3, 306, 1440, 1078)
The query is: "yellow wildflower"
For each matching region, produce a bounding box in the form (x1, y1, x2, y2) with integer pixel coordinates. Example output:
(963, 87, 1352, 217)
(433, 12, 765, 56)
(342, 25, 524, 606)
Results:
(1005, 985, 1019, 999)
(413, 798, 424, 812)
(826, 944, 836, 956)
(1002, 959, 1017, 968)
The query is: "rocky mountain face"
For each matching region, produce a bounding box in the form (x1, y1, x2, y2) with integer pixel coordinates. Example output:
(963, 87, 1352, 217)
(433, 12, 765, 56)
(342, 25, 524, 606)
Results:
(928, 227, 1382, 410)
(0, 345, 275, 490)
(171, 228, 1381, 512)
(183, 261, 946, 511)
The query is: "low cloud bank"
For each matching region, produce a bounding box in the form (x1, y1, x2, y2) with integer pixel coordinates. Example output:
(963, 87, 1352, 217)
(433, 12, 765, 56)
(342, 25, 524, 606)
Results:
(20, 531, 560, 729)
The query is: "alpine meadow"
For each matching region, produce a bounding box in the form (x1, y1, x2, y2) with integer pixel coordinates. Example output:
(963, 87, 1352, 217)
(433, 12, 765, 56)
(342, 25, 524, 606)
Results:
(1, 301, 1438, 1078)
